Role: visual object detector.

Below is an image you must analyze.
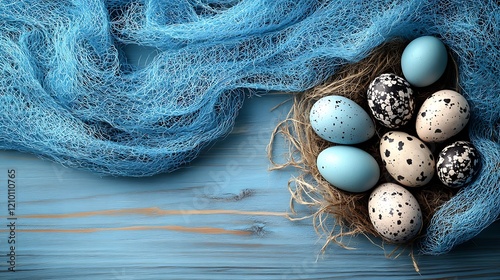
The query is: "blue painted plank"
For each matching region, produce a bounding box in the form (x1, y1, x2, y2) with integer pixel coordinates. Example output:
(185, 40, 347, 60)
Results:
(0, 94, 499, 280)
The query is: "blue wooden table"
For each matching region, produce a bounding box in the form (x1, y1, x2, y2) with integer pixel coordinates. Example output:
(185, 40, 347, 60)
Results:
(1, 94, 499, 279)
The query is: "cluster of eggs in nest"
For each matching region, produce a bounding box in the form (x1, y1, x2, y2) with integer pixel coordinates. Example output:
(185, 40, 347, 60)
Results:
(309, 36, 481, 244)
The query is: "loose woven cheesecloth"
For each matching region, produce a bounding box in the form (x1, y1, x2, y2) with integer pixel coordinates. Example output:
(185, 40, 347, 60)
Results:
(0, 0, 498, 254)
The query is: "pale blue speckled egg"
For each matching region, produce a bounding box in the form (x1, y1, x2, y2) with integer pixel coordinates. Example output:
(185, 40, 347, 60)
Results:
(310, 95, 375, 144)
(401, 36, 448, 87)
(317, 145, 380, 193)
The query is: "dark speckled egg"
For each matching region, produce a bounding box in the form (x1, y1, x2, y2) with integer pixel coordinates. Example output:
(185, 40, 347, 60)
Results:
(367, 73, 415, 128)
(437, 141, 481, 188)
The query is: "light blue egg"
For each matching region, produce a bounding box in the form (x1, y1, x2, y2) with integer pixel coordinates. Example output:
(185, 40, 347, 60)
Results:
(317, 146, 380, 193)
(401, 36, 448, 87)
(310, 95, 375, 144)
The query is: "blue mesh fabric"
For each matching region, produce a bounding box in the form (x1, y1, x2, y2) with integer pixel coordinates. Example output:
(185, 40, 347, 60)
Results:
(0, 0, 498, 254)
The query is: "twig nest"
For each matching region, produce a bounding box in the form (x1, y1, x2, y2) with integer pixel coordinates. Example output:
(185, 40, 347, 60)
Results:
(269, 38, 479, 256)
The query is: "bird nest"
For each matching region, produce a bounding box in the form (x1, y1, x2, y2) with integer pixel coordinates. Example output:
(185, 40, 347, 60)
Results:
(268, 39, 465, 256)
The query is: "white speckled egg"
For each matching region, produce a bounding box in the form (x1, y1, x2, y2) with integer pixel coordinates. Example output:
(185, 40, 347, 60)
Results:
(437, 141, 481, 188)
(416, 90, 470, 142)
(317, 146, 380, 193)
(380, 131, 435, 187)
(310, 95, 375, 144)
(368, 183, 423, 243)
(367, 73, 415, 128)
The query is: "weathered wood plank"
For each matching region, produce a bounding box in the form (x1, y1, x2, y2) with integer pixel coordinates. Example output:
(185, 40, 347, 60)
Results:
(1, 94, 499, 279)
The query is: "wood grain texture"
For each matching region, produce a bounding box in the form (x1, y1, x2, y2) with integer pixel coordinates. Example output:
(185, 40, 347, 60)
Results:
(1, 94, 499, 280)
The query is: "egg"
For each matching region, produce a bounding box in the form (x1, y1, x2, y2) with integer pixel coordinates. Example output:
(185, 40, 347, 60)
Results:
(401, 36, 448, 87)
(317, 145, 380, 193)
(310, 95, 375, 144)
(368, 183, 423, 243)
(367, 73, 415, 128)
(416, 90, 470, 142)
(380, 131, 435, 187)
(437, 141, 481, 188)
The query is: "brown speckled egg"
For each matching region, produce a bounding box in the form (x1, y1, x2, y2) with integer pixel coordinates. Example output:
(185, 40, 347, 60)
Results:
(380, 131, 435, 187)
(368, 183, 423, 244)
(367, 73, 415, 128)
(416, 90, 470, 142)
(437, 141, 481, 188)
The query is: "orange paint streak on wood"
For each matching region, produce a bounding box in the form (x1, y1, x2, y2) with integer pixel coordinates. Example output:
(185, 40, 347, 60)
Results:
(10, 225, 252, 235)
(19, 207, 287, 219)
